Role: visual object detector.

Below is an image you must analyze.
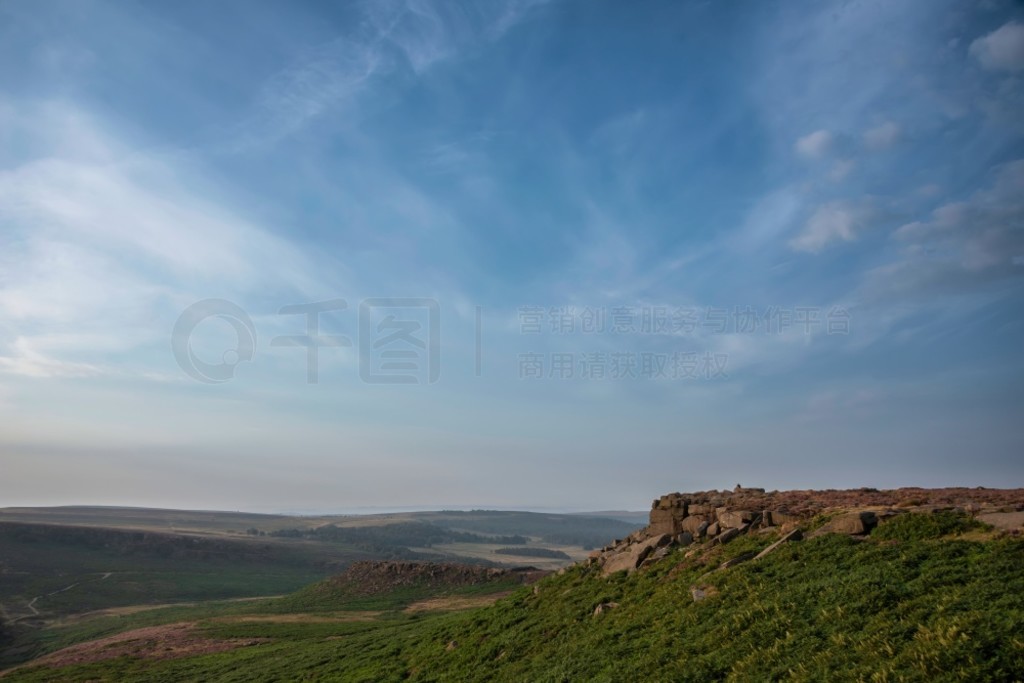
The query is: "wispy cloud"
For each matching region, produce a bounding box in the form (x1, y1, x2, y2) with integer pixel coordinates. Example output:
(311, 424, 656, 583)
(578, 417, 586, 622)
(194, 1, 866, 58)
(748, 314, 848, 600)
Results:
(874, 158, 1024, 296)
(0, 103, 335, 378)
(0, 336, 103, 379)
(790, 201, 871, 253)
(795, 130, 833, 159)
(970, 21, 1024, 72)
(863, 121, 901, 151)
(232, 0, 554, 150)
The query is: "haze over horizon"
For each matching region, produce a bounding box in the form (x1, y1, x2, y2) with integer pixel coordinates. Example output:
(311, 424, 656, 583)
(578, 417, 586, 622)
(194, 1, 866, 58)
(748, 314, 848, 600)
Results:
(2, 0, 1023, 512)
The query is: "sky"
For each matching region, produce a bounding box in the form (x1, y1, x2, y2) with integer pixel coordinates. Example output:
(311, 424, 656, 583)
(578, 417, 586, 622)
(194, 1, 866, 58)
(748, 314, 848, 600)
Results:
(1, 0, 1023, 512)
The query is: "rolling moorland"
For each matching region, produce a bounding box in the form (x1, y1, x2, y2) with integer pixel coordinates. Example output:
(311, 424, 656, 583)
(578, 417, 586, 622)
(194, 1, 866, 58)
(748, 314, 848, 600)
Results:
(0, 506, 637, 667)
(1, 487, 1022, 681)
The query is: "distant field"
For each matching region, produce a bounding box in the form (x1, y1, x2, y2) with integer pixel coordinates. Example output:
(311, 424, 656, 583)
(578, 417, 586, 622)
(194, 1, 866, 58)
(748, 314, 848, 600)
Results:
(0, 507, 331, 535)
(0, 506, 637, 667)
(2, 512, 1020, 682)
(0, 520, 371, 664)
(0, 507, 640, 545)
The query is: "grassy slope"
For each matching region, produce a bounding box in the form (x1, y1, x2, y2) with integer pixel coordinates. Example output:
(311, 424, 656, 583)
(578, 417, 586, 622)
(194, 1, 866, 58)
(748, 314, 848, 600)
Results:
(6, 514, 1023, 682)
(0, 507, 637, 666)
(0, 524, 364, 615)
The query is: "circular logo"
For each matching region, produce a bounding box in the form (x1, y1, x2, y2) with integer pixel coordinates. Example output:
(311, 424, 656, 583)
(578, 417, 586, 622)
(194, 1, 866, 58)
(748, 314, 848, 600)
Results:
(171, 299, 257, 383)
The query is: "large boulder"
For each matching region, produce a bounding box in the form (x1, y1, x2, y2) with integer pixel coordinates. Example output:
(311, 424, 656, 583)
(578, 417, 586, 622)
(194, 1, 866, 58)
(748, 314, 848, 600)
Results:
(646, 533, 672, 550)
(602, 550, 640, 575)
(818, 511, 878, 536)
(601, 534, 670, 576)
(768, 510, 801, 526)
(716, 527, 741, 544)
(649, 508, 681, 536)
(718, 510, 755, 528)
(681, 516, 709, 535)
(977, 511, 1024, 531)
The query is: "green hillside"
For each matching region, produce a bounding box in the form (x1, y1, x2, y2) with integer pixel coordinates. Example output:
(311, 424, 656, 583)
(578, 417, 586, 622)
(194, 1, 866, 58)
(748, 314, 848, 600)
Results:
(4, 511, 1022, 682)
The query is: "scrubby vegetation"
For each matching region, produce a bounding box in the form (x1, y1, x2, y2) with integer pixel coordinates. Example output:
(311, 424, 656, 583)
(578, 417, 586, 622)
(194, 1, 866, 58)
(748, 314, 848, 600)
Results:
(4, 520, 1021, 682)
(871, 509, 988, 542)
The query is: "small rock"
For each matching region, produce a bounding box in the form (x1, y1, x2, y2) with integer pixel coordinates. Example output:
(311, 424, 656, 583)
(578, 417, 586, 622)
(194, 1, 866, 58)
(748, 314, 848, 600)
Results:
(690, 585, 718, 602)
(716, 527, 740, 545)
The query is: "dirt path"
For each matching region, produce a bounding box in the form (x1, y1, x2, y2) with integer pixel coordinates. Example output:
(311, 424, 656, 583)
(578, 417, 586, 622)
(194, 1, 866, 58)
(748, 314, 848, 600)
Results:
(20, 572, 112, 620)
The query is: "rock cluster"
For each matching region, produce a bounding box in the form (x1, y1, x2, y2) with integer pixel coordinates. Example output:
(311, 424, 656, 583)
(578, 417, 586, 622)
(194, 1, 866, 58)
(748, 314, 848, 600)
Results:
(587, 486, 1024, 577)
(647, 491, 807, 541)
(590, 491, 807, 576)
(315, 561, 547, 596)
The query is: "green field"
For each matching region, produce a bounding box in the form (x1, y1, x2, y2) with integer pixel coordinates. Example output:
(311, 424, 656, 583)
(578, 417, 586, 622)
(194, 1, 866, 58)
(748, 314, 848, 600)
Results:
(2, 511, 1021, 682)
(0, 506, 637, 668)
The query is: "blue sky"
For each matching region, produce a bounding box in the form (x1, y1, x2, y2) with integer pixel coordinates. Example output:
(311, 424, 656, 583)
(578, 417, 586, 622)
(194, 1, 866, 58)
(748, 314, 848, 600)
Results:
(1, 0, 1022, 511)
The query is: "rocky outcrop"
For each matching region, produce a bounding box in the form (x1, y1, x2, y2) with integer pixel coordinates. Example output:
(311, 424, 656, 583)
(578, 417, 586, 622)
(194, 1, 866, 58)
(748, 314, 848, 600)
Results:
(589, 487, 1024, 577)
(313, 561, 545, 596)
(595, 491, 807, 575)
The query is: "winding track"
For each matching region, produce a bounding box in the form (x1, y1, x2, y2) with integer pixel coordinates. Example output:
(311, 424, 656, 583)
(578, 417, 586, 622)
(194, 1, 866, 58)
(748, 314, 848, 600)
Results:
(21, 572, 112, 619)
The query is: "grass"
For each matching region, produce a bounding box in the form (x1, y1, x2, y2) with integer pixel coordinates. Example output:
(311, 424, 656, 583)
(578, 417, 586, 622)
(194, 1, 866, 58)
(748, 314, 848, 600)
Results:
(4, 515, 1022, 682)
(872, 509, 989, 542)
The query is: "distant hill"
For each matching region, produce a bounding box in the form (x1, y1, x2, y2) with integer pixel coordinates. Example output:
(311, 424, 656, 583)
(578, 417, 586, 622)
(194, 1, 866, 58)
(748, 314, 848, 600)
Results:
(567, 510, 650, 525)
(4, 489, 1021, 681)
(0, 505, 631, 668)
